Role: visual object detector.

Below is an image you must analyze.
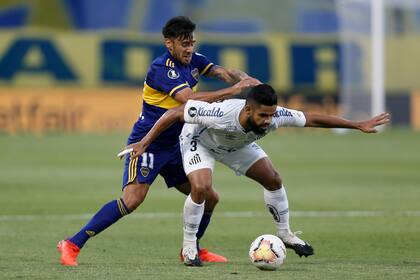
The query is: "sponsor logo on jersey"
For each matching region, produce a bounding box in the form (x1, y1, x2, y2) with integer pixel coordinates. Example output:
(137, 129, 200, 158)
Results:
(198, 107, 224, 117)
(189, 153, 201, 165)
(274, 108, 293, 117)
(167, 69, 180, 79)
(191, 68, 199, 81)
(188, 107, 197, 117)
(140, 167, 150, 177)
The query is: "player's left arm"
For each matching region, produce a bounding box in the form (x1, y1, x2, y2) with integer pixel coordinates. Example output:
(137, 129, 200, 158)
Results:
(304, 112, 390, 133)
(206, 65, 253, 84)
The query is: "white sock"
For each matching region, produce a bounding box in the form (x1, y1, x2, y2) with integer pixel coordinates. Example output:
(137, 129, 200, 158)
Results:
(183, 194, 205, 246)
(264, 186, 290, 232)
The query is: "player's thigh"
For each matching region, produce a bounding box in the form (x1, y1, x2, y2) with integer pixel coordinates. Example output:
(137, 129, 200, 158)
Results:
(219, 142, 268, 176)
(180, 136, 216, 177)
(122, 149, 172, 188)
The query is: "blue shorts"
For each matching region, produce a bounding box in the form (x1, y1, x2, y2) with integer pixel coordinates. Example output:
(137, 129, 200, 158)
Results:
(122, 145, 188, 188)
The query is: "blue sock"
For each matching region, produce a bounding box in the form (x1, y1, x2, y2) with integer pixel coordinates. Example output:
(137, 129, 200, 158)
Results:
(196, 212, 212, 249)
(69, 199, 130, 248)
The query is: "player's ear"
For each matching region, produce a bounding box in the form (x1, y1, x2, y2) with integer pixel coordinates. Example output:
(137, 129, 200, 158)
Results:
(244, 104, 252, 116)
(164, 38, 173, 51)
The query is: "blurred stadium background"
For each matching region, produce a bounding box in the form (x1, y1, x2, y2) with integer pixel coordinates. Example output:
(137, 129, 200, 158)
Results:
(1, 0, 420, 132)
(0, 0, 419, 279)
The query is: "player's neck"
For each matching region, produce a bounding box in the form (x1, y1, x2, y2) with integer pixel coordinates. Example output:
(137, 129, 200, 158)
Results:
(238, 108, 251, 132)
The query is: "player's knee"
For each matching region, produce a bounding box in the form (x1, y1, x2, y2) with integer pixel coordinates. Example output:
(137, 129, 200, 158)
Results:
(191, 182, 211, 201)
(264, 171, 283, 191)
(206, 189, 220, 207)
(122, 183, 149, 211)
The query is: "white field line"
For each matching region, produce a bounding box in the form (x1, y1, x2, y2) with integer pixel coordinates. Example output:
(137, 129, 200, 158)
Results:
(0, 211, 420, 221)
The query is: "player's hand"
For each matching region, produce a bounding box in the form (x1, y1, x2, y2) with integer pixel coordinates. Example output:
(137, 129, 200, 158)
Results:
(357, 112, 390, 133)
(232, 77, 261, 92)
(117, 141, 146, 159)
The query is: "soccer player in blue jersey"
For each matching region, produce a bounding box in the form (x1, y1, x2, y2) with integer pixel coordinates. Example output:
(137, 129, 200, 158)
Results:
(57, 16, 260, 266)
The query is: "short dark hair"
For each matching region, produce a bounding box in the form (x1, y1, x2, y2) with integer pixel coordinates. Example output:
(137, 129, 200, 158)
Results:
(246, 84, 278, 106)
(162, 16, 196, 40)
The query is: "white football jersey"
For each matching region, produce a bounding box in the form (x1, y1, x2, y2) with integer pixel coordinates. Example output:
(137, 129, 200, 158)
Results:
(182, 99, 306, 154)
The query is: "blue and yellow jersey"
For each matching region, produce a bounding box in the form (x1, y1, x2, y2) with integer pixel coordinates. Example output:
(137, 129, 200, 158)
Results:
(127, 50, 214, 149)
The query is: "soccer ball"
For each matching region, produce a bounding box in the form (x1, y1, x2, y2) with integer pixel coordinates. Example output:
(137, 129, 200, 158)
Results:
(249, 234, 286, 270)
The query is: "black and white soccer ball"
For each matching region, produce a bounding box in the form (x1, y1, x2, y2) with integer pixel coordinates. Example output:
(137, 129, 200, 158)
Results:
(249, 234, 286, 270)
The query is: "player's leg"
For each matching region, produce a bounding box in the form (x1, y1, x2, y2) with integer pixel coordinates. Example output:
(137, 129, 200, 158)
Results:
(174, 181, 226, 263)
(182, 169, 213, 266)
(58, 181, 147, 264)
(179, 137, 217, 266)
(219, 143, 314, 257)
(245, 156, 314, 257)
(58, 150, 164, 266)
(175, 182, 219, 243)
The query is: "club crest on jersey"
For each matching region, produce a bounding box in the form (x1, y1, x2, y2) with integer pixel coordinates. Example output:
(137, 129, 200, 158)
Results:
(167, 69, 180, 79)
(198, 107, 224, 117)
(191, 68, 199, 81)
(188, 107, 197, 117)
(140, 167, 150, 177)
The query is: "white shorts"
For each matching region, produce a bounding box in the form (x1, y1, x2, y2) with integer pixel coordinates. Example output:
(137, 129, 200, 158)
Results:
(180, 138, 268, 176)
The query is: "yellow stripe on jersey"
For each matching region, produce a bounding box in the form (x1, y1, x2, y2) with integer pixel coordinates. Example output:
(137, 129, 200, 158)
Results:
(165, 59, 175, 68)
(142, 82, 187, 109)
(200, 63, 214, 75)
(169, 83, 189, 96)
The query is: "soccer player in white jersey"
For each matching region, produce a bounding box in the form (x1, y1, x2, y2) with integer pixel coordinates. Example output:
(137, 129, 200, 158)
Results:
(121, 84, 390, 266)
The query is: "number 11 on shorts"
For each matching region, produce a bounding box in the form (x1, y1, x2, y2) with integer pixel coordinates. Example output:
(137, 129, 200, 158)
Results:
(141, 152, 154, 169)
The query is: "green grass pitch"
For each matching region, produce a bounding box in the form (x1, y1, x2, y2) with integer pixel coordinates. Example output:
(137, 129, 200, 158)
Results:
(1, 129, 419, 279)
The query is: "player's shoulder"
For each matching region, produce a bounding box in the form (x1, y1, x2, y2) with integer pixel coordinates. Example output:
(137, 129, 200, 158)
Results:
(151, 52, 176, 69)
(191, 52, 210, 63)
(189, 99, 245, 119)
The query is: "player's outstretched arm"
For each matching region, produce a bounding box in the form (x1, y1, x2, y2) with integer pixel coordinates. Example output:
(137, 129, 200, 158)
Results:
(206, 65, 252, 84)
(118, 106, 186, 159)
(174, 77, 260, 104)
(304, 112, 390, 133)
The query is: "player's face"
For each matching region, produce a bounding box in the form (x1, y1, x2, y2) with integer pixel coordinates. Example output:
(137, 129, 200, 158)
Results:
(247, 105, 277, 134)
(166, 34, 196, 65)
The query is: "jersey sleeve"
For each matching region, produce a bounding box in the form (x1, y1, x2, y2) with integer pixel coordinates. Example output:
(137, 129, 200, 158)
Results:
(154, 65, 190, 97)
(193, 53, 214, 76)
(183, 100, 223, 126)
(272, 106, 306, 128)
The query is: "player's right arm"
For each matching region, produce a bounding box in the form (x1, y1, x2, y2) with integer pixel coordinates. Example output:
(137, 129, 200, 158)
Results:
(172, 77, 259, 104)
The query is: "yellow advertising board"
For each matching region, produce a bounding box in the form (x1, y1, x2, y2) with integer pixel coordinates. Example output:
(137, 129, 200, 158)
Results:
(1, 30, 420, 91)
(0, 88, 141, 133)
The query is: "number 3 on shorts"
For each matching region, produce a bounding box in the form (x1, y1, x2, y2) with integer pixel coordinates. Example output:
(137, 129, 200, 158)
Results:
(190, 140, 197, 151)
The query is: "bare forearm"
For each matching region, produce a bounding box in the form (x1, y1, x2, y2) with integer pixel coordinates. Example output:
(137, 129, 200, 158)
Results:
(187, 87, 237, 102)
(141, 109, 184, 148)
(305, 113, 360, 129)
(222, 69, 249, 84)
(208, 66, 249, 84)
